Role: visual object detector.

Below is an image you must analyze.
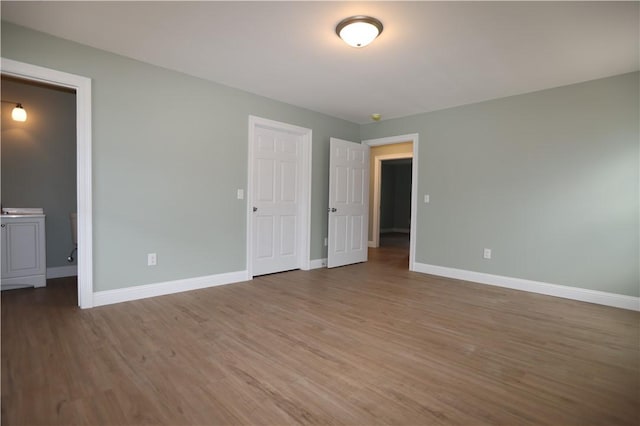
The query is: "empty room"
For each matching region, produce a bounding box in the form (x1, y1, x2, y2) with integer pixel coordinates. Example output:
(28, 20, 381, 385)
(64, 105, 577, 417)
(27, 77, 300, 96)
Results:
(1, 2, 638, 425)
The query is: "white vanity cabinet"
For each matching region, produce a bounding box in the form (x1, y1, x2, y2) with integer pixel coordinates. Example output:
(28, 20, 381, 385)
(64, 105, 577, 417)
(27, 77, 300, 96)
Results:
(1, 214, 47, 290)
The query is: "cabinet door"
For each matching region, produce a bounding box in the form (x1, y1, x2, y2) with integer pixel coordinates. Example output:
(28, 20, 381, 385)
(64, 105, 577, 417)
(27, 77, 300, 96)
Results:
(4, 220, 45, 278)
(1, 224, 7, 277)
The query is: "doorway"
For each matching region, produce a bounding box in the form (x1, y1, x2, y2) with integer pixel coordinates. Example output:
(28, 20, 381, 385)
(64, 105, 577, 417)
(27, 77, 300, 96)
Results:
(1, 75, 77, 294)
(363, 134, 419, 271)
(379, 158, 412, 249)
(1, 58, 93, 308)
(369, 146, 413, 248)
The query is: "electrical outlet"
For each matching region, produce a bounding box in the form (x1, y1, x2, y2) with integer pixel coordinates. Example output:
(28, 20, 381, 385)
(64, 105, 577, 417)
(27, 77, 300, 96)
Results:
(324, 237, 328, 247)
(147, 253, 157, 266)
(424, 194, 430, 203)
(237, 189, 244, 200)
(483, 248, 491, 259)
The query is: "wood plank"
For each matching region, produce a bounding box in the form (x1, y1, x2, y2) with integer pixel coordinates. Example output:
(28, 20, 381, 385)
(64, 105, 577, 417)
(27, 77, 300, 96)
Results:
(2, 245, 638, 425)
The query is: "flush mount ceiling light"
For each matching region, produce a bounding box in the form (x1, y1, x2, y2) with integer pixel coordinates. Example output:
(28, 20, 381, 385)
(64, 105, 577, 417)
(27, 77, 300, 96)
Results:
(336, 16, 383, 48)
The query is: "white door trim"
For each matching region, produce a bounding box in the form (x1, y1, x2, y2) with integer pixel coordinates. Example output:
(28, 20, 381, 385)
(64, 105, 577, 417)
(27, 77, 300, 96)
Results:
(1, 58, 93, 308)
(371, 152, 413, 248)
(363, 133, 419, 271)
(247, 116, 312, 277)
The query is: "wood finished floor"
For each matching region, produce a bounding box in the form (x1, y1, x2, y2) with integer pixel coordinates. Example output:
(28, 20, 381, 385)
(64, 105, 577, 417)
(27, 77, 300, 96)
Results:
(2, 246, 638, 425)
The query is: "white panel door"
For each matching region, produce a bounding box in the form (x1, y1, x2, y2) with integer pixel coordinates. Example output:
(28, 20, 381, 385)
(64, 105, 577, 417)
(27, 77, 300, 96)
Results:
(327, 138, 370, 268)
(252, 127, 302, 276)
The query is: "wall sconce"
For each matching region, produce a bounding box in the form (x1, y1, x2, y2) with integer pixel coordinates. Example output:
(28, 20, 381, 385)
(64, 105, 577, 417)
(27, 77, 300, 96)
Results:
(1, 100, 27, 122)
(11, 103, 27, 122)
(336, 16, 384, 48)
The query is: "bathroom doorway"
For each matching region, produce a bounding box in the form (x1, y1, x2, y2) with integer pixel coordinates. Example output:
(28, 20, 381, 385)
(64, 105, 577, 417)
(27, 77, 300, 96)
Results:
(1, 75, 78, 299)
(1, 58, 93, 308)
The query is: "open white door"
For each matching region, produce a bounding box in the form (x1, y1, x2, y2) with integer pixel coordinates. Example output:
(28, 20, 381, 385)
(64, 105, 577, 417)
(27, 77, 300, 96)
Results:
(327, 138, 370, 268)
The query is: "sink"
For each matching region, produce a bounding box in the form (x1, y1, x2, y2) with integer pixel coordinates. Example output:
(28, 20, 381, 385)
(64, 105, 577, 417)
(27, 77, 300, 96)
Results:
(2, 207, 44, 215)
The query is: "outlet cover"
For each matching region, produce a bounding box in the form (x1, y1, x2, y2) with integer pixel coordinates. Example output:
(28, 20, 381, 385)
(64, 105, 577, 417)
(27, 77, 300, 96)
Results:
(483, 248, 491, 259)
(147, 253, 157, 266)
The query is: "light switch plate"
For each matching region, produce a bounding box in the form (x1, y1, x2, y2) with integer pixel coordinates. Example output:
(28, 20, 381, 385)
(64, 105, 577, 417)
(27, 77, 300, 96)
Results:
(237, 189, 244, 200)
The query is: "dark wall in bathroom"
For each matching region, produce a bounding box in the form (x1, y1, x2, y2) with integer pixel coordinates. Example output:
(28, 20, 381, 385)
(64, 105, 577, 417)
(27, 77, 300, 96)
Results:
(1, 76, 77, 270)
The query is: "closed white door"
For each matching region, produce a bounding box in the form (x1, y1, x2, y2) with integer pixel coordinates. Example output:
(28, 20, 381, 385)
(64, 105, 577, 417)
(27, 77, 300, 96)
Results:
(251, 126, 302, 276)
(327, 138, 370, 268)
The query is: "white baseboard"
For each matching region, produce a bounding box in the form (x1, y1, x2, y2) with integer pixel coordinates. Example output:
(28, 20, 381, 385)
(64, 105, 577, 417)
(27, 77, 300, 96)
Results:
(47, 265, 78, 279)
(309, 258, 327, 269)
(413, 262, 639, 311)
(368, 240, 376, 248)
(2, 274, 46, 290)
(381, 228, 410, 234)
(93, 270, 249, 307)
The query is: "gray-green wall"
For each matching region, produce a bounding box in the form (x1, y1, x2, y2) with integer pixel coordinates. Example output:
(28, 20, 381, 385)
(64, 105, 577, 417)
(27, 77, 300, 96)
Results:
(1, 22, 359, 292)
(1, 77, 77, 269)
(362, 72, 639, 297)
(3, 22, 638, 298)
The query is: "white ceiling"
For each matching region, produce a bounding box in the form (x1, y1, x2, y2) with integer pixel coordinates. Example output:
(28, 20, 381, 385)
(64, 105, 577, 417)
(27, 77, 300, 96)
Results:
(2, 1, 638, 124)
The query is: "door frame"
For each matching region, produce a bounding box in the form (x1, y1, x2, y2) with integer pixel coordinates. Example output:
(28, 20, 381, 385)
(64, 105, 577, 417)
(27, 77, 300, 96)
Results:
(246, 115, 312, 277)
(371, 152, 413, 248)
(1, 58, 93, 308)
(363, 133, 419, 271)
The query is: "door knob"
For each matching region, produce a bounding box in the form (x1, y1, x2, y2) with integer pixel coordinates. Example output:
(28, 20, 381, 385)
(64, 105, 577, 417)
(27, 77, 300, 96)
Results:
(330, 208, 337, 212)
(253, 207, 258, 212)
